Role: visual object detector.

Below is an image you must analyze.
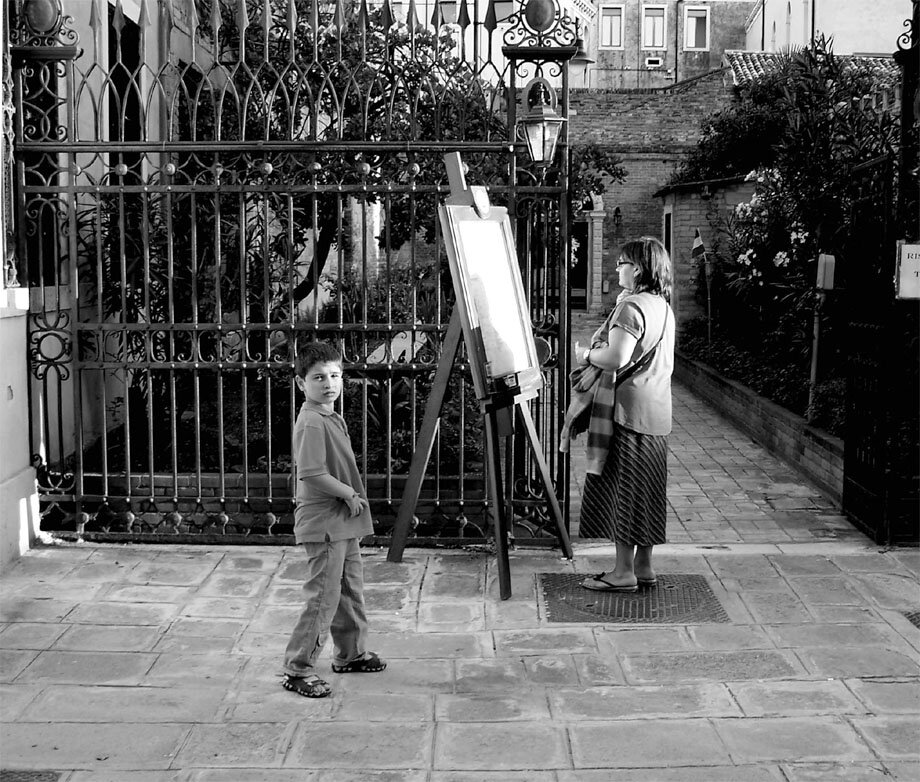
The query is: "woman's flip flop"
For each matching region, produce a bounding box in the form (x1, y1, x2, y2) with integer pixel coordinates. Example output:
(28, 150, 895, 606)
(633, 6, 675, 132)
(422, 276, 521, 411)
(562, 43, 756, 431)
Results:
(581, 573, 639, 593)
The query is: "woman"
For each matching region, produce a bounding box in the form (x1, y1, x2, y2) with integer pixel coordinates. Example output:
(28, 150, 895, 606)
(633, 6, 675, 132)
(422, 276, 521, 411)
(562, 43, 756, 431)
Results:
(574, 236, 675, 592)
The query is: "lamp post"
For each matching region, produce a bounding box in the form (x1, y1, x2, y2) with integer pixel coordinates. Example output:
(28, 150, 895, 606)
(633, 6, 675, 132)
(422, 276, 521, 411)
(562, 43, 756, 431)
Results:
(570, 19, 596, 86)
(519, 77, 566, 166)
(502, 0, 578, 169)
(500, 0, 579, 537)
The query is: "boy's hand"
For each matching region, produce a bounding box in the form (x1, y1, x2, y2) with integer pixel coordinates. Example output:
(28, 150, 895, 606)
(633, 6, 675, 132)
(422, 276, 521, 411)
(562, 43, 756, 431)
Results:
(344, 492, 368, 518)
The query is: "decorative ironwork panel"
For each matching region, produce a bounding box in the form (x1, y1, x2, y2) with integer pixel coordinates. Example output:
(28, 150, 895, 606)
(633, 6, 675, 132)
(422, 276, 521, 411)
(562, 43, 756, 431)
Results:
(12, 0, 574, 544)
(842, 157, 893, 539)
(842, 3, 920, 546)
(842, 153, 920, 545)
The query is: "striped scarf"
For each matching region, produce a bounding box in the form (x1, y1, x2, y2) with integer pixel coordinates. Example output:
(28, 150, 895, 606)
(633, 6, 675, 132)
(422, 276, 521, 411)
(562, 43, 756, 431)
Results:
(559, 301, 669, 475)
(559, 313, 618, 475)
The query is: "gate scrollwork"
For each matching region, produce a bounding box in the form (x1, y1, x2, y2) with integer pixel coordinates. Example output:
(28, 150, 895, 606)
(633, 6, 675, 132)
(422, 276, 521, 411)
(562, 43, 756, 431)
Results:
(13, 0, 573, 545)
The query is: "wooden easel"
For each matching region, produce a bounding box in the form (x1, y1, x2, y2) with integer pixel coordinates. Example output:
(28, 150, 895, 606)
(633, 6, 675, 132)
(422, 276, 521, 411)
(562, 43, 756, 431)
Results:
(386, 154, 573, 599)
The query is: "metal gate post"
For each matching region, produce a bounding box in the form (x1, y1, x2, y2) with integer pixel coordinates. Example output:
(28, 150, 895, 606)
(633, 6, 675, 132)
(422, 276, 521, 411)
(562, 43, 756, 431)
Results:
(502, 0, 577, 539)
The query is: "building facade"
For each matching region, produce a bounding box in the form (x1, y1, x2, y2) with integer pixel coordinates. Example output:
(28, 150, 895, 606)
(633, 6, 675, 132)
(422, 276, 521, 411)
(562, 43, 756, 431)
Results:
(580, 0, 756, 89)
(744, 0, 907, 55)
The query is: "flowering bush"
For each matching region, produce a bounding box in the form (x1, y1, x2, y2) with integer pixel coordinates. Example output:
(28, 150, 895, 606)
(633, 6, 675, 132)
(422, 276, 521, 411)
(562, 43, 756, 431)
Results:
(721, 167, 816, 315)
(674, 38, 900, 435)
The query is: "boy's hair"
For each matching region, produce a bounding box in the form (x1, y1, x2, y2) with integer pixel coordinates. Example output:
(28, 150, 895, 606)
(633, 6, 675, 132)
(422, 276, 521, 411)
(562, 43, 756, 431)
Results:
(294, 341, 343, 378)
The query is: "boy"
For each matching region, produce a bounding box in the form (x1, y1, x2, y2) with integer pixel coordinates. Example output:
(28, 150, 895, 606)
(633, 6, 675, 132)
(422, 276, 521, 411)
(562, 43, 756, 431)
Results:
(281, 341, 386, 698)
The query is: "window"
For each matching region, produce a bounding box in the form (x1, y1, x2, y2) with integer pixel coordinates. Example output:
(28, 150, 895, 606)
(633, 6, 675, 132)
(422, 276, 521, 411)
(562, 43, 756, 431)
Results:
(684, 6, 709, 50)
(642, 5, 666, 50)
(599, 5, 625, 49)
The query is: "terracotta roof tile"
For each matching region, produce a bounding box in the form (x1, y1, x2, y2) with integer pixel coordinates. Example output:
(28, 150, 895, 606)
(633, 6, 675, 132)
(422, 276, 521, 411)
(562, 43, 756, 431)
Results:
(722, 50, 899, 87)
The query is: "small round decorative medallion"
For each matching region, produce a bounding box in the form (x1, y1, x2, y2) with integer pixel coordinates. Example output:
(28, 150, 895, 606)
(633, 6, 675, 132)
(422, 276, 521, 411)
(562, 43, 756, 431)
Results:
(22, 0, 62, 35)
(523, 0, 556, 33)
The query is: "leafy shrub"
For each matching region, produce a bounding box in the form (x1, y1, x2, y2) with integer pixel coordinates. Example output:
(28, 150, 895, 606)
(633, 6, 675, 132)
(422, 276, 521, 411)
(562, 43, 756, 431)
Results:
(807, 378, 847, 437)
(673, 37, 898, 439)
(680, 317, 845, 436)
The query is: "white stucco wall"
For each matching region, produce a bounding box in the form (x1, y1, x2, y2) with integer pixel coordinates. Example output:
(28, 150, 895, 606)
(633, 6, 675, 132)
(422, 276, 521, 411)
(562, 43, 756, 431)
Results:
(0, 291, 40, 567)
(745, 0, 907, 54)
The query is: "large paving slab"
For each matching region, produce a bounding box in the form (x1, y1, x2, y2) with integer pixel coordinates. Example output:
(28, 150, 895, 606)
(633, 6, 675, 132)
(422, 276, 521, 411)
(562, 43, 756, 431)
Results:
(0, 722, 188, 769)
(569, 719, 731, 767)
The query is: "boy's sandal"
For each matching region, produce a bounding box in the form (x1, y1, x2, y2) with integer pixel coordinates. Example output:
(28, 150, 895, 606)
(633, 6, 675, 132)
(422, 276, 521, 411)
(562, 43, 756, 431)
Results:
(331, 652, 387, 674)
(281, 673, 331, 698)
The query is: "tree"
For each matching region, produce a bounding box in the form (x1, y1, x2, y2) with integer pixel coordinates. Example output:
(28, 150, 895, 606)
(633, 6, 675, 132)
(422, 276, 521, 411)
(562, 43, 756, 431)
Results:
(673, 37, 899, 432)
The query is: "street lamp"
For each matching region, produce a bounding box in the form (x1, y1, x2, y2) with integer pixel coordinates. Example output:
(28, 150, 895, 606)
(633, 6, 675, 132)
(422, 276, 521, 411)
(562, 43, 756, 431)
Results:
(570, 20, 595, 72)
(520, 78, 566, 165)
(502, 0, 578, 167)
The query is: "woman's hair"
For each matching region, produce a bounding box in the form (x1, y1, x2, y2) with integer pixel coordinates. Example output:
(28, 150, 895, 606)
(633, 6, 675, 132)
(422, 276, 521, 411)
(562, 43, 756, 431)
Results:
(619, 236, 672, 302)
(294, 341, 342, 378)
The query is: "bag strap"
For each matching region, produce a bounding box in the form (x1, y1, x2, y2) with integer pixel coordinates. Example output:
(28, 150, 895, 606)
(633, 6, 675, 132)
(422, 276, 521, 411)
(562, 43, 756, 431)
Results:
(614, 304, 669, 388)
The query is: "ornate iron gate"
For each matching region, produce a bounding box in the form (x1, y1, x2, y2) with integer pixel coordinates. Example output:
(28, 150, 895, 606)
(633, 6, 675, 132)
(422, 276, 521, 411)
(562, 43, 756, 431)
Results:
(11, 0, 575, 544)
(841, 5, 919, 546)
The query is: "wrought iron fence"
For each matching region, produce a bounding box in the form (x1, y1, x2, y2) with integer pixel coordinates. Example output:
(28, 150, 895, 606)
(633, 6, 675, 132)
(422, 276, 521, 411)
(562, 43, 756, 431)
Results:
(12, 0, 575, 545)
(841, 1, 920, 545)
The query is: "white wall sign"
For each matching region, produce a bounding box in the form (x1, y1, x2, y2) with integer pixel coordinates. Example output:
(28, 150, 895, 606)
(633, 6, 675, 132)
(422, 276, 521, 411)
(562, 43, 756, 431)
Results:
(896, 242, 920, 300)
(817, 253, 835, 290)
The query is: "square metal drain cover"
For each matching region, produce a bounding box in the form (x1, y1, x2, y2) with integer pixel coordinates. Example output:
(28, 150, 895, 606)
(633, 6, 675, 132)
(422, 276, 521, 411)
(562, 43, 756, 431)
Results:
(539, 573, 730, 624)
(904, 611, 920, 629)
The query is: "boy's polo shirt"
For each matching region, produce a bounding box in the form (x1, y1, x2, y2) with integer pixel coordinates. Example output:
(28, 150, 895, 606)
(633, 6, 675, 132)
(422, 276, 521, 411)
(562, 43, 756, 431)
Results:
(293, 401, 373, 543)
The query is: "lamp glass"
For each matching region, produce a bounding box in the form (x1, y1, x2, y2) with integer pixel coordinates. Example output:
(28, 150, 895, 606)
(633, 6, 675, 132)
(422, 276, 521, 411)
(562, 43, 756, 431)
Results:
(522, 114, 565, 165)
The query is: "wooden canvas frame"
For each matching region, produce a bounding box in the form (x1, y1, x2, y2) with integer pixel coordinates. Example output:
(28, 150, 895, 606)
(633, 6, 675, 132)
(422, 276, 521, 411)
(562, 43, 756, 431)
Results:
(387, 154, 572, 595)
(438, 194, 543, 407)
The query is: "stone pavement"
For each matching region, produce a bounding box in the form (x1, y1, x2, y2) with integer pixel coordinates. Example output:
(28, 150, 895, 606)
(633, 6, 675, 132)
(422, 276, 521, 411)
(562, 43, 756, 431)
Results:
(570, 385, 862, 544)
(1, 381, 919, 781)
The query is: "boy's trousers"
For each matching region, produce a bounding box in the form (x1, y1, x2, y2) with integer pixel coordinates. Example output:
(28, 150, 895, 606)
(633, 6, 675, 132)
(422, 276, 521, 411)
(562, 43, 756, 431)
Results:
(282, 536, 368, 676)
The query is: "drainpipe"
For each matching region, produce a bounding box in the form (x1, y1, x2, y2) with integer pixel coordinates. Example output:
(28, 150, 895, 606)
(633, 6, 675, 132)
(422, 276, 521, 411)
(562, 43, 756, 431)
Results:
(674, 0, 683, 84)
(811, 0, 816, 44)
(636, 3, 642, 88)
(803, 0, 810, 45)
(761, 0, 766, 50)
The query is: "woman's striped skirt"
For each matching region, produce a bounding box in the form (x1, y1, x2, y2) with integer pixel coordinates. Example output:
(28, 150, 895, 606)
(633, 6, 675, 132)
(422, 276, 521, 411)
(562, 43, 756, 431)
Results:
(578, 422, 667, 545)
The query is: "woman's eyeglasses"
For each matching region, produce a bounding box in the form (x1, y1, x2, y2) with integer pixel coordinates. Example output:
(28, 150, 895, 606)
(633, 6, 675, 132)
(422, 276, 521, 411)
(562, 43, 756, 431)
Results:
(616, 259, 634, 267)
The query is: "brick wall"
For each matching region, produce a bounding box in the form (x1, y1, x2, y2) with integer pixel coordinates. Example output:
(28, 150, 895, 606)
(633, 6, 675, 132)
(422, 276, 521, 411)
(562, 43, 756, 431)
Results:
(660, 180, 755, 330)
(570, 70, 732, 148)
(568, 70, 737, 310)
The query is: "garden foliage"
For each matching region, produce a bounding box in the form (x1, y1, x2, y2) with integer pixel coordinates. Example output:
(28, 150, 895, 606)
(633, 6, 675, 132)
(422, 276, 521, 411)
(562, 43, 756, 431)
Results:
(672, 38, 899, 435)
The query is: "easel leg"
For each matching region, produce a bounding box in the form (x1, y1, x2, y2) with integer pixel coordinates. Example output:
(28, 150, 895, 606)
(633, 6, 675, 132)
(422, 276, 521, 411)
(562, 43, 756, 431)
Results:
(387, 309, 463, 562)
(485, 411, 512, 600)
(517, 403, 574, 559)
